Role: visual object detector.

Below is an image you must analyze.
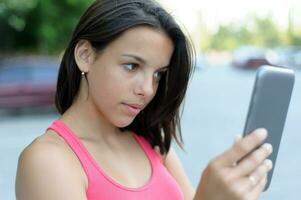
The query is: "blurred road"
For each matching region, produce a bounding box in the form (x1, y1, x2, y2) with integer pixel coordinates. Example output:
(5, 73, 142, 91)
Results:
(1, 65, 300, 199)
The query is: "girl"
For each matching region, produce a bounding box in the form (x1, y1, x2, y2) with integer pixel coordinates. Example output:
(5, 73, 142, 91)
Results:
(15, 0, 273, 199)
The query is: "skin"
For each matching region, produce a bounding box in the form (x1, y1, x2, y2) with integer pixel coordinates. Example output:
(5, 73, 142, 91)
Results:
(194, 129, 273, 200)
(15, 26, 273, 200)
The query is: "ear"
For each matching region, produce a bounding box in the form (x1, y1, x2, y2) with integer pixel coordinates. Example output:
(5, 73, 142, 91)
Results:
(74, 40, 95, 73)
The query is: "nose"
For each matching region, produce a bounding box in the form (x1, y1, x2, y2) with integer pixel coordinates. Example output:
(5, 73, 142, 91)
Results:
(134, 73, 156, 98)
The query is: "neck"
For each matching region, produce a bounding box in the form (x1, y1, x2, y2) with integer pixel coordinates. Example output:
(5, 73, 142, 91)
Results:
(60, 95, 123, 143)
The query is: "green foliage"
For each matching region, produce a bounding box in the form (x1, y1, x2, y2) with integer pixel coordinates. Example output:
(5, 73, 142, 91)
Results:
(0, 0, 38, 51)
(205, 14, 301, 51)
(210, 24, 238, 50)
(0, 0, 93, 54)
(1, 1, 301, 53)
(252, 15, 281, 47)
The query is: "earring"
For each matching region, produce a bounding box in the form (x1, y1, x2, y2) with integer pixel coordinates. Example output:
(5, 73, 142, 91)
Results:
(81, 71, 85, 76)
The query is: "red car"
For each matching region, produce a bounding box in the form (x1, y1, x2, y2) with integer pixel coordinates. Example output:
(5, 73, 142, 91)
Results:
(232, 46, 271, 69)
(0, 57, 59, 109)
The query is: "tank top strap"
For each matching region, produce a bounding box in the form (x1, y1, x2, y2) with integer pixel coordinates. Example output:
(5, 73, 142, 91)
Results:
(132, 134, 162, 164)
(47, 120, 94, 182)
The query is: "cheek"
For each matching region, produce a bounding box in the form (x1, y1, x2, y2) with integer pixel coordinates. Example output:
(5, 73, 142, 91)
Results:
(89, 68, 124, 105)
(148, 86, 158, 103)
(87, 67, 135, 127)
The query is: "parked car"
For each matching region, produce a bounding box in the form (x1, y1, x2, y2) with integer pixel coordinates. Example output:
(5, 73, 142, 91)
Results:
(232, 46, 271, 69)
(266, 46, 301, 69)
(0, 56, 59, 109)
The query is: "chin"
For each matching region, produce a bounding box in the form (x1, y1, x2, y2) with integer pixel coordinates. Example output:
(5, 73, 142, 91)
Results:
(113, 117, 135, 128)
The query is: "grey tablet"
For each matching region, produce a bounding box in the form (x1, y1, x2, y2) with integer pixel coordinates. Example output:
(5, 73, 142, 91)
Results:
(242, 65, 295, 191)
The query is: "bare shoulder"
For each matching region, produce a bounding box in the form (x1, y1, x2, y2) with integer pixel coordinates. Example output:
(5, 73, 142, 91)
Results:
(15, 130, 87, 200)
(18, 129, 78, 172)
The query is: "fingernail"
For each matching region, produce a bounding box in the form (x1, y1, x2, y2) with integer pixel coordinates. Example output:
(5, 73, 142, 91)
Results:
(234, 134, 242, 143)
(256, 128, 268, 139)
(262, 143, 273, 154)
(264, 159, 273, 170)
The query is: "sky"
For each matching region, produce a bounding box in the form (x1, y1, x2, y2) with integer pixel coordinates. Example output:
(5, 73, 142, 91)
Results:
(161, 0, 301, 33)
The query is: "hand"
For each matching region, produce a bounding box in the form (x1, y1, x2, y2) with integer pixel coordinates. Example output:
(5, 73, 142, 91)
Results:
(194, 128, 273, 200)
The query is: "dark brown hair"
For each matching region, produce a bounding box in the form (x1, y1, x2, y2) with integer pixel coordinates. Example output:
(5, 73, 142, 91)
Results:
(55, 0, 195, 154)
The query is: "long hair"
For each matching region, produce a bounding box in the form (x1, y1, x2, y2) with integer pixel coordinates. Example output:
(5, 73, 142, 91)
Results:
(55, 0, 195, 154)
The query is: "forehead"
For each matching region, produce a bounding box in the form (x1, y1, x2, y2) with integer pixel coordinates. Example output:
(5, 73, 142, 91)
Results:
(103, 26, 174, 67)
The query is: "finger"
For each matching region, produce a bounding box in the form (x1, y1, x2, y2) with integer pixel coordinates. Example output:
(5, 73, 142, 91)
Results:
(234, 134, 242, 144)
(234, 144, 273, 177)
(248, 175, 268, 200)
(249, 159, 273, 189)
(230, 159, 271, 194)
(216, 128, 268, 167)
(231, 135, 243, 167)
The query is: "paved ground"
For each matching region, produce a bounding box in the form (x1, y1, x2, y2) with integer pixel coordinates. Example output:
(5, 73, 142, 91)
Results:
(1, 65, 300, 199)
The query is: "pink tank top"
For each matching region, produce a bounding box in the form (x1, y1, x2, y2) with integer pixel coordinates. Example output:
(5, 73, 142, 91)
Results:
(47, 120, 184, 200)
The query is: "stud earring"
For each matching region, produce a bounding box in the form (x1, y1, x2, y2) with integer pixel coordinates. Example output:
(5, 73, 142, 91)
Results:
(81, 71, 85, 76)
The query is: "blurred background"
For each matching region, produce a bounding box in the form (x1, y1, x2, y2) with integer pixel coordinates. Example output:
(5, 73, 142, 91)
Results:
(0, 0, 300, 199)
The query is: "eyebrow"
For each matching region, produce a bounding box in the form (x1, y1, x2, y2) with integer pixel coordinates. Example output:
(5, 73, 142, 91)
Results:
(122, 54, 169, 70)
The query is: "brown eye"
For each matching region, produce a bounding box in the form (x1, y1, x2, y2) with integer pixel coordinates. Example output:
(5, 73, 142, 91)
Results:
(123, 63, 138, 71)
(154, 70, 166, 82)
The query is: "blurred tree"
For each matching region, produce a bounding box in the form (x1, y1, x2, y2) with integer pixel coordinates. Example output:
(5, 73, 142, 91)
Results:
(210, 24, 238, 50)
(252, 14, 281, 47)
(205, 14, 293, 51)
(37, 0, 93, 54)
(0, 0, 92, 54)
(287, 7, 301, 46)
(237, 25, 253, 45)
(0, 0, 39, 51)
(1, 0, 301, 53)
(197, 12, 212, 51)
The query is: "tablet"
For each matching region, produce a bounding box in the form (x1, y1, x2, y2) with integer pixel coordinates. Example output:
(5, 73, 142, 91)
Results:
(242, 65, 295, 191)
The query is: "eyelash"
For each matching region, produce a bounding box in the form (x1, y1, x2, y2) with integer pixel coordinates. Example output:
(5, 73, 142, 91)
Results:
(123, 63, 139, 71)
(123, 63, 167, 82)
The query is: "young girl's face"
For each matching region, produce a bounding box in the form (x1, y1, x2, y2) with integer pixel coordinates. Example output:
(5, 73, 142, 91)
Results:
(86, 26, 174, 127)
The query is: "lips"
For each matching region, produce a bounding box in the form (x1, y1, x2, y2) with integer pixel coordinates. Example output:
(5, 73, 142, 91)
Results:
(122, 103, 144, 115)
(126, 103, 143, 109)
